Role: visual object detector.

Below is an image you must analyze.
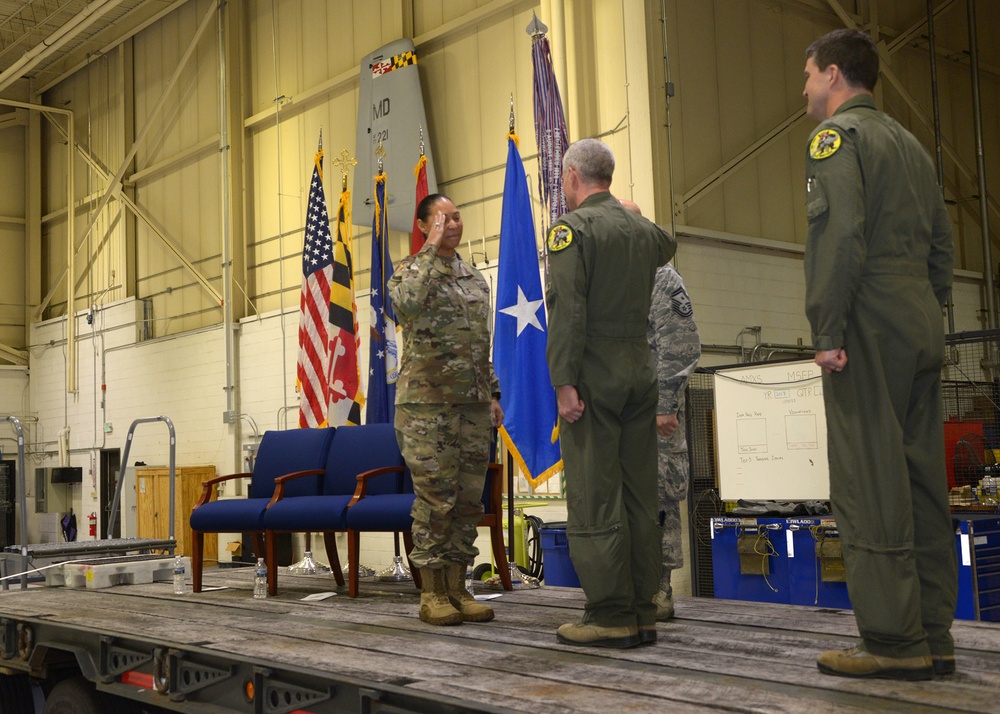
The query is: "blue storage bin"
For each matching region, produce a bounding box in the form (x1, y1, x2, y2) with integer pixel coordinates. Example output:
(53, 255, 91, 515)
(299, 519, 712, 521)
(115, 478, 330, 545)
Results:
(540, 525, 581, 587)
(786, 517, 852, 609)
(710, 517, 790, 604)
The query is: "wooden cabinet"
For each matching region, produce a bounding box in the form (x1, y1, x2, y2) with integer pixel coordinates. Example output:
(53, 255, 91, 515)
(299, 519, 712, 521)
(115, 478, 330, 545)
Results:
(136, 465, 217, 559)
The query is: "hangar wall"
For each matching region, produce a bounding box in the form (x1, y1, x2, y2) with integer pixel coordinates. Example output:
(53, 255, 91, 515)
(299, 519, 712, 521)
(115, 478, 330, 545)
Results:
(0, 0, 997, 575)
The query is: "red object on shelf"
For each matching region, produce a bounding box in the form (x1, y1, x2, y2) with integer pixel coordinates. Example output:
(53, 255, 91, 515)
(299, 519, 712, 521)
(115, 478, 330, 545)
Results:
(944, 420, 985, 490)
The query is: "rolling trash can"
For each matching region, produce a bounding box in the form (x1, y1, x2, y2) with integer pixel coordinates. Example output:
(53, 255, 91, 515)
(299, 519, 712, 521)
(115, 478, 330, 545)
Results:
(539, 521, 582, 587)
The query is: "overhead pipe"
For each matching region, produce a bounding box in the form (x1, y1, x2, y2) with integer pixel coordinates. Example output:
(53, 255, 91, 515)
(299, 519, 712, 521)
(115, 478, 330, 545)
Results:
(218, 3, 236, 423)
(926, 0, 955, 334)
(659, 0, 678, 238)
(966, 0, 995, 329)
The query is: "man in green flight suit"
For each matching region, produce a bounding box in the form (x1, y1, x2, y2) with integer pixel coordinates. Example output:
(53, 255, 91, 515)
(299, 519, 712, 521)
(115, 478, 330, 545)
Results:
(802, 29, 955, 680)
(545, 138, 675, 648)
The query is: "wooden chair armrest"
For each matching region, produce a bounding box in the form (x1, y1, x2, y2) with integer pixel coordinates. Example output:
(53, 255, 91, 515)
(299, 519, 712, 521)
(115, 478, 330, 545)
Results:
(194, 472, 252, 508)
(348, 465, 406, 507)
(267, 468, 325, 508)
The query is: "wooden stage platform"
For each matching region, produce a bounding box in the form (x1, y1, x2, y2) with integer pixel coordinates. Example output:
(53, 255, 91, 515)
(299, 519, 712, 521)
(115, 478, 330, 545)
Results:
(1, 567, 998, 712)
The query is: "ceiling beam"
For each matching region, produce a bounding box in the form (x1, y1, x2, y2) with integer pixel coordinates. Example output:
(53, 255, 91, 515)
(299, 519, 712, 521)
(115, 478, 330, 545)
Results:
(0, 0, 128, 94)
(0, 342, 28, 366)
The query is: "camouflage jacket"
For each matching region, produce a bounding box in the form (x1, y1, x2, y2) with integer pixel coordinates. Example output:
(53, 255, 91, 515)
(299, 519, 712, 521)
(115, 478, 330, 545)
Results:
(389, 243, 499, 404)
(647, 263, 700, 416)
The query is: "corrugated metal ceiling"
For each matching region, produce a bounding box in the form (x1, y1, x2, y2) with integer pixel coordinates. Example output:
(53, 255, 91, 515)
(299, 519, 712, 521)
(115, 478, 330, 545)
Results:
(0, 0, 179, 92)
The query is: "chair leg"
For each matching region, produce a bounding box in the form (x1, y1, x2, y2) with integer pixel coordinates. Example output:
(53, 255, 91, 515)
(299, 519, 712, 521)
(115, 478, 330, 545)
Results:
(265, 531, 277, 597)
(347, 531, 360, 598)
(191, 530, 204, 593)
(322, 532, 345, 587)
(252, 533, 265, 563)
(490, 522, 513, 590)
(402, 531, 421, 590)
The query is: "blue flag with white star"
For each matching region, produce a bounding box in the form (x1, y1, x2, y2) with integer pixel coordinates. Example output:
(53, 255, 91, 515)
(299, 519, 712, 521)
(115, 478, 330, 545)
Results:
(494, 135, 562, 488)
(367, 172, 398, 424)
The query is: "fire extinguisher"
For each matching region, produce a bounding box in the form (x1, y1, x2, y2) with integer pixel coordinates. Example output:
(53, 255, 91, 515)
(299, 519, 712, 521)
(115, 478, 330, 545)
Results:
(89, 512, 97, 537)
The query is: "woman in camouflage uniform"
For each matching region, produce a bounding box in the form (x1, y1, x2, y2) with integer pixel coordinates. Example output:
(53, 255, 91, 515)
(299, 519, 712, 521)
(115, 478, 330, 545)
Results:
(389, 193, 505, 626)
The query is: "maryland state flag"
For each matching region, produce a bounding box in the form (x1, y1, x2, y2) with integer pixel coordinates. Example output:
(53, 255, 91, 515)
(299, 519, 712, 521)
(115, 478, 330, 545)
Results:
(493, 133, 562, 487)
(366, 171, 399, 425)
(327, 188, 364, 426)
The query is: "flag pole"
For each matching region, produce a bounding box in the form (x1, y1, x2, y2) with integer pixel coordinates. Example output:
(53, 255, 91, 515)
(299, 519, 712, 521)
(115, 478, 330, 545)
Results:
(378, 132, 416, 583)
(290, 127, 335, 576)
(490, 99, 541, 591)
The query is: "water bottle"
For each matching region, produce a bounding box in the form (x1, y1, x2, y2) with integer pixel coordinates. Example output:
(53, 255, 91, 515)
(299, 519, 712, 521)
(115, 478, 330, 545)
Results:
(172, 555, 186, 595)
(465, 565, 474, 594)
(253, 557, 268, 599)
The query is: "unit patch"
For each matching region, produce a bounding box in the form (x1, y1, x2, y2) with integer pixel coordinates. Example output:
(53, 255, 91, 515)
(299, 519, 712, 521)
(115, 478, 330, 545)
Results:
(670, 287, 693, 318)
(809, 129, 841, 160)
(547, 225, 574, 252)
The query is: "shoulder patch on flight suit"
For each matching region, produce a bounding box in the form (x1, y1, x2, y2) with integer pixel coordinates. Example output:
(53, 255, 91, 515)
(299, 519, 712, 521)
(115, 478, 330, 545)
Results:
(547, 225, 574, 252)
(809, 129, 842, 160)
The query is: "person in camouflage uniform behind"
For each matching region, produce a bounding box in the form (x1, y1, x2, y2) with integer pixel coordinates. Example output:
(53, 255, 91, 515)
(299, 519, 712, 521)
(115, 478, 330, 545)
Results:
(389, 193, 504, 627)
(647, 263, 700, 620)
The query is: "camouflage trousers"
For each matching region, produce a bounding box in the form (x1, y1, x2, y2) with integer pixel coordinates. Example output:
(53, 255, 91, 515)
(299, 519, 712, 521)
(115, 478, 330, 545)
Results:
(395, 402, 491, 569)
(657, 441, 689, 586)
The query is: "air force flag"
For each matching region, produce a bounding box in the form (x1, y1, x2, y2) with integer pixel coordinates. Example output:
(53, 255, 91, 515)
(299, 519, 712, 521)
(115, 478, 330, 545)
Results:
(493, 135, 563, 488)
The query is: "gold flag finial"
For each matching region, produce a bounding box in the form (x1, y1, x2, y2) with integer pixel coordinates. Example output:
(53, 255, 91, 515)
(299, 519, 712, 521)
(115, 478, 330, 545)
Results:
(375, 140, 387, 174)
(509, 94, 515, 134)
(418, 124, 425, 157)
(332, 149, 357, 192)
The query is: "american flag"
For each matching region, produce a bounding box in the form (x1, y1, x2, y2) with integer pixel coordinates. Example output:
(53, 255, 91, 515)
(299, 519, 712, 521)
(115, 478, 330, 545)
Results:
(532, 31, 569, 229)
(296, 134, 334, 428)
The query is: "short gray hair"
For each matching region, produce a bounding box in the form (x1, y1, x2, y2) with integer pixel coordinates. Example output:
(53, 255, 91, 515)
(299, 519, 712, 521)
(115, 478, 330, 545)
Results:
(563, 139, 614, 186)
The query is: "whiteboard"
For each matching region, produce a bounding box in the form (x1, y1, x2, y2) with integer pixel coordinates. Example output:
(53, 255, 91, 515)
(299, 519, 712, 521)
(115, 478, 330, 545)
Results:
(713, 359, 829, 501)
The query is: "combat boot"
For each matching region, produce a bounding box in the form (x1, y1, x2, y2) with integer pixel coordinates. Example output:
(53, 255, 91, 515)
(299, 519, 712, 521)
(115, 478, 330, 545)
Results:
(418, 567, 463, 626)
(817, 646, 933, 680)
(653, 588, 674, 621)
(445, 564, 494, 622)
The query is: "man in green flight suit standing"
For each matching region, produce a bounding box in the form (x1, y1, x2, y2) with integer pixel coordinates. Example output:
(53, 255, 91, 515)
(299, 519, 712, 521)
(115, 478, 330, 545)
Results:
(545, 138, 675, 648)
(802, 29, 955, 680)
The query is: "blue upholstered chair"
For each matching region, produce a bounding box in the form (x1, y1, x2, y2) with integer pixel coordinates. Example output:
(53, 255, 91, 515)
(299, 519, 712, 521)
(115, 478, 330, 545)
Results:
(189, 427, 335, 593)
(262, 422, 403, 595)
(345, 462, 416, 597)
(345, 459, 513, 597)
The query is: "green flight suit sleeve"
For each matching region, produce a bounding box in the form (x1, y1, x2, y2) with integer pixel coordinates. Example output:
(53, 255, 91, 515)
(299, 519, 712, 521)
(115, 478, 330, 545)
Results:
(545, 221, 588, 387)
(804, 126, 866, 352)
(928, 198, 954, 308)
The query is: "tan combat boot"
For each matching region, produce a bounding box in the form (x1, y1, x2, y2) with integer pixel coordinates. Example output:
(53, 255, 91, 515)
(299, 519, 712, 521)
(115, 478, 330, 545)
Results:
(418, 567, 463, 626)
(446, 563, 494, 622)
(817, 646, 933, 680)
(653, 588, 674, 621)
